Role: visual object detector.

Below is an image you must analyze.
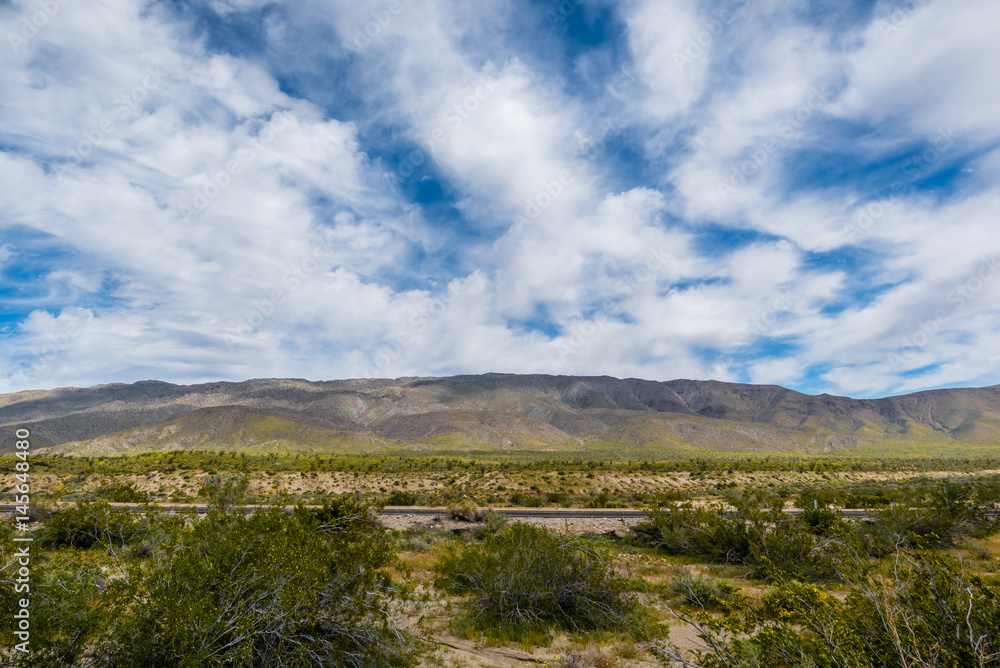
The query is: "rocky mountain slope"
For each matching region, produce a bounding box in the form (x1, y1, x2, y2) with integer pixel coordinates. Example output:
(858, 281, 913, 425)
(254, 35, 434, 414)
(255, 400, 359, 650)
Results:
(3, 374, 1000, 455)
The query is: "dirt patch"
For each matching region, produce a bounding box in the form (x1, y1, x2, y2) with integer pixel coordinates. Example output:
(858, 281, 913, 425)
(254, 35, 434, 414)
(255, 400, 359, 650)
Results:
(425, 635, 560, 667)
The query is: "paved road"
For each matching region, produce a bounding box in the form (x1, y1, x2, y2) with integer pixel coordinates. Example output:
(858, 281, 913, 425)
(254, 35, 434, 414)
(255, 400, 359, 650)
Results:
(0, 502, 877, 520)
(378, 506, 876, 520)
(382, 506, 652, 519)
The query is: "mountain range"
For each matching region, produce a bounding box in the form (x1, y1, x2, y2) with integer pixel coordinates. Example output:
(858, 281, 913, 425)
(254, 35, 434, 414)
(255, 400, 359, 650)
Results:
(4, 374, 1000, 456)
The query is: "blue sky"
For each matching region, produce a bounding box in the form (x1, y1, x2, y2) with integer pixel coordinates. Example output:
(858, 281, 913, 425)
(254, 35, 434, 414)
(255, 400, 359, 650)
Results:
(2, 0, 999, 399)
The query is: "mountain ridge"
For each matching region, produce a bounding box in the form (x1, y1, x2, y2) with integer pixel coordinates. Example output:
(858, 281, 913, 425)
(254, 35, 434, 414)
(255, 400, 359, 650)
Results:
(4, 374, 1000, 455)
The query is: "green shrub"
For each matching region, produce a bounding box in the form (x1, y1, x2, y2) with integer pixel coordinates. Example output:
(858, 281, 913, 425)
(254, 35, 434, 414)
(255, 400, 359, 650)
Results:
(795, 487, 843, 535)
(633, 492, 771, 565)
(544, 491, 567, 504)
(292, 493, 380, 526)
(38, 501, 145, 550)
(655, 550, 1000, 668)
(3, 497, 409, 667)
(842, 492, 890, 508)
(509, 492, 545, 507)
(435, 523, 637, 635)
(385, 490, 418, 506)
(632, 501, 720, 557)
(0, 526, 110, 667)
(668, 570, 744, 612)
(636, 491, 838, 581)
(587, 492, 613, 508)
(474, 510, 509, 539)
(198, 473, 249, 513)
(96, 481, 150, 504)
(99, 500, 410, 667)
(749, 516, 838, 582)
(860, 480, 999, 552)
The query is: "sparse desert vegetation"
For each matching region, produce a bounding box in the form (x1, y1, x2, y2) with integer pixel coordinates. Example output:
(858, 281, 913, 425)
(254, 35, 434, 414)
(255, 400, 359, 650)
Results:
(8, 449, 1000, 509)
(3, 450, 1000, 666)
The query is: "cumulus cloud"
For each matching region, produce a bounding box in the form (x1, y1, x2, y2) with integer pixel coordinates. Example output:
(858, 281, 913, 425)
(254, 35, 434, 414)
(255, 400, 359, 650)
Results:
(0, 0, 998, 398)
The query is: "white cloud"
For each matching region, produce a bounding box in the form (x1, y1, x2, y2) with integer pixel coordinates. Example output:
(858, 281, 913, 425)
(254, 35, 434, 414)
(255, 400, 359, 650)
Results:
(836, 0, 1000, 142)
(1, 0, 999, 399)
(624, 0, 711, 120)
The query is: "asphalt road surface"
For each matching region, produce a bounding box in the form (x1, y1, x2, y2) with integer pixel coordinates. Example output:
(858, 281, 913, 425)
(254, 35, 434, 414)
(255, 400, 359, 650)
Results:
(1, 503, 877, 520)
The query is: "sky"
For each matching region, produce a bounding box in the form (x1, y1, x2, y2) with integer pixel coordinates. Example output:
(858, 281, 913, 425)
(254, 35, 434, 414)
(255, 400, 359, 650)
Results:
(1, 0, 999, 399)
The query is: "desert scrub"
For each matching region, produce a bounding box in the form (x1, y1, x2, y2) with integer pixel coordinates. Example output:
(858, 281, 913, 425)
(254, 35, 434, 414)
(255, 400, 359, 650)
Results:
(652, 549, 1000, 668)
(668, 569, 745, 612)
(198, 472, 249, 513)
(96, 481, 150, 504)
(434, 522, 640, 638)
(635, 491, 845, 582)
(385, 490, 420, 506)
(0, 525, 112, 668)
(446, 501, 482, 522)
(37, 500, 146, 549)
(474, 509, 509, 539)
(2, 498, 414, 668)
(98, 498, 411, 667)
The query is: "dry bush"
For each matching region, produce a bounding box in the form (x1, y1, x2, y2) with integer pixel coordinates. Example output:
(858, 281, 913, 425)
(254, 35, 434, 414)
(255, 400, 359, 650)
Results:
(446, 501, 482, 522)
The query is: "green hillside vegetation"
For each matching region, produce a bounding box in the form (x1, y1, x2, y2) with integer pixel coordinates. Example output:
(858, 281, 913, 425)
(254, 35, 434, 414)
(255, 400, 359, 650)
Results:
(40, 407, 396, 456)
(6, 375, 1000, 458)
(33, 405, 1000, 459)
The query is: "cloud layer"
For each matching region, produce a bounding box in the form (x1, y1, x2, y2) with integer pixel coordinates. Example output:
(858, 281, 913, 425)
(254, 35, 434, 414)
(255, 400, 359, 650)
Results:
(1, 0, 998, 398)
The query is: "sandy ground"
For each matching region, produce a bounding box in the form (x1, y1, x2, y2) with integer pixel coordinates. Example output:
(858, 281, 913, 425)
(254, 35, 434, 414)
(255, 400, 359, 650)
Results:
(17, 466, 997, 507)
(379, 513, 640, 536)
